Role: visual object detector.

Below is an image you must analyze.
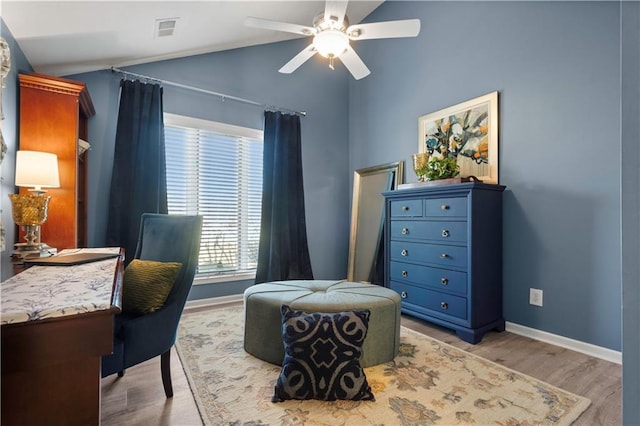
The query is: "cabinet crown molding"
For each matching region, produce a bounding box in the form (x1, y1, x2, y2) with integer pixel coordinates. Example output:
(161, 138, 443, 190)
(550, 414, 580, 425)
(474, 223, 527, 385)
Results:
(19, 73, 95, 117)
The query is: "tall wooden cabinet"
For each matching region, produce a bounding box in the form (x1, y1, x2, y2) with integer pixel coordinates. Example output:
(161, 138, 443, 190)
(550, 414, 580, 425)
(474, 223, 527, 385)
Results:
(18, 73, 95, 251)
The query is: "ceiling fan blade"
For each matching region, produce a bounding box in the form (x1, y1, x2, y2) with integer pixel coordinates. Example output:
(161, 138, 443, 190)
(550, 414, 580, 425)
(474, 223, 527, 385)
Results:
(279, 44, 317, 74)
(324, 0, 349, 27)
(340, 45, 370, 80)
(348, 19, 421, 40)
(244, 17, 315, 36)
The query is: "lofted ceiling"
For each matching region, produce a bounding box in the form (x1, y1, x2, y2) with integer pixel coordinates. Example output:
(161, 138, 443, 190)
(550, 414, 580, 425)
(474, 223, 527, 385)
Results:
(1, 0, 383, 76)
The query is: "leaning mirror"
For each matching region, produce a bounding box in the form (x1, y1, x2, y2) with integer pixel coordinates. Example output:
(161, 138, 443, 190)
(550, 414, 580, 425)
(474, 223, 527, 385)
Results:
(347, 161, 404, 284)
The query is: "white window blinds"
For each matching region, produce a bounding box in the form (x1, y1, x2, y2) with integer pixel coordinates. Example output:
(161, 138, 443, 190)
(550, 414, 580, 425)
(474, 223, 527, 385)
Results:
(164, 114, 263, 279)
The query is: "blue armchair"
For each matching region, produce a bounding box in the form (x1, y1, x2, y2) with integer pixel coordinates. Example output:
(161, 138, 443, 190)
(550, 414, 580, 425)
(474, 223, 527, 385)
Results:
(101, 213, 203, 397)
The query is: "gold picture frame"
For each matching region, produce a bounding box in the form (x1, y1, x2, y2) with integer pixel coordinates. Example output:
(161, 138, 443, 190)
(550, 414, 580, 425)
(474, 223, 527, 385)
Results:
(347, 161, 403, 284)
(418, 91, 499, 184)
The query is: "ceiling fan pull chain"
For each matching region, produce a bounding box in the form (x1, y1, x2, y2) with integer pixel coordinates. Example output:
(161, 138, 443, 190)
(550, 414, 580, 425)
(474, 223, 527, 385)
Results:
(329, 55, 335, 70)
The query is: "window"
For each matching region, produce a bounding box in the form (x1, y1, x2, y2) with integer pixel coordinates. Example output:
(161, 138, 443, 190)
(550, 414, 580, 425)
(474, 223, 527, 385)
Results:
(164, 113, 263, 282)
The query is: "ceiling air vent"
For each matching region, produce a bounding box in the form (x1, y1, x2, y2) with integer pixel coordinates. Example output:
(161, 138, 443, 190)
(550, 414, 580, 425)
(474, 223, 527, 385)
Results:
(155, 18, 179, 38)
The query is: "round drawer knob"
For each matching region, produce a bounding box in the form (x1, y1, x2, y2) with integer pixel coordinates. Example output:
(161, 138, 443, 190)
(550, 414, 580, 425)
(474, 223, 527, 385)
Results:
(441, 277, 448, 285)
(402, 206, 409, 211)
(401, 291, 408, 299)
(441, 204, 450, 211)
(440, 253, 449, 258)
(401, 227, 409, 235)
(401, 249, 408, 256)
(401, 270, 408, 278)
(440, 302, 448, 310)
(441, 229, 449, 238)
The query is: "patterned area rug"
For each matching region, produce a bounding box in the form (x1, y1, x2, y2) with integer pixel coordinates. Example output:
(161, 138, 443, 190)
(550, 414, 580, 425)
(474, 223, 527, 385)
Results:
(176, 306, 590, 425)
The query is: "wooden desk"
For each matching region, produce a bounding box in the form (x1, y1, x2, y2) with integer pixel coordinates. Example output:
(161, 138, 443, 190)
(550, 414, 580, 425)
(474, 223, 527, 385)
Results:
(1, 248, 123, 425)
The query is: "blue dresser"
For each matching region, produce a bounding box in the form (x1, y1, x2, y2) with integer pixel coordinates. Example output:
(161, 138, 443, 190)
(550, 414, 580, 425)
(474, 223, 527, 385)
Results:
(383, 182, 506, 343)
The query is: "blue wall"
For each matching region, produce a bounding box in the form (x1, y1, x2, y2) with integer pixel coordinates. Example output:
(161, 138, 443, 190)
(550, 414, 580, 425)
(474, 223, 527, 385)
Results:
(66, 38, 353, 295)
(348, 2, 621, 351)
(0, 19, 34, 281)
(621, 1, 640, 423)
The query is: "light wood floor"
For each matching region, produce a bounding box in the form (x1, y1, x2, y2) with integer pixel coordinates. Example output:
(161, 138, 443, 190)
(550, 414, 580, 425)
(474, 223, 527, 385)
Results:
(101, 302, 621, 425)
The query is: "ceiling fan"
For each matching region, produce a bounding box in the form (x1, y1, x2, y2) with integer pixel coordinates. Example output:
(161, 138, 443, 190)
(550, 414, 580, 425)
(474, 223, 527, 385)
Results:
(245, 1, 421, 80)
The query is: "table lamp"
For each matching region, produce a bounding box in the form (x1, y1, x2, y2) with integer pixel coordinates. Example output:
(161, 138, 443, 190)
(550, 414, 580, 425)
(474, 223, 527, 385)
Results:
(9, 150, 60, 253)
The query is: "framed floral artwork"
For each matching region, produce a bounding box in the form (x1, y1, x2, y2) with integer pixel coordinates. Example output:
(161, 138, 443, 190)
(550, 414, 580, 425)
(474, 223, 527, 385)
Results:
(418, 91, 499, 184)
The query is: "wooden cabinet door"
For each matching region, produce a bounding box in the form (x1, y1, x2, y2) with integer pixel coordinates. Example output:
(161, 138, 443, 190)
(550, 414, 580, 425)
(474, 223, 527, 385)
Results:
(18, 73, 94, 250)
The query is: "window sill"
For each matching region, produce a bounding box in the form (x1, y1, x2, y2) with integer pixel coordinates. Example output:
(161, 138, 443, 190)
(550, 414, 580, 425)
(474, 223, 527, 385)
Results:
(193, 272, 256, 286)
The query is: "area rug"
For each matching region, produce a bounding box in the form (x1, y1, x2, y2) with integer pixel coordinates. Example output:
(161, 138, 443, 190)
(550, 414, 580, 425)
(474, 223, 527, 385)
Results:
(176, 306, 590, 425)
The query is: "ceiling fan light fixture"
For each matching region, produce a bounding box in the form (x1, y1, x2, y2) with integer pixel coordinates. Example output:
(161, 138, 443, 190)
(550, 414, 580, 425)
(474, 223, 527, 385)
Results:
(245, 1, 420, 80)
(313, 29, 349, 58)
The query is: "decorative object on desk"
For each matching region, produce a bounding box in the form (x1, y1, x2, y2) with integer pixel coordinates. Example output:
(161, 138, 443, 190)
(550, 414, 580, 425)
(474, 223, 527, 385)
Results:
(8, 150, 60, 255)
(176, 305, 591, 425)
(418, 91, 498, 184)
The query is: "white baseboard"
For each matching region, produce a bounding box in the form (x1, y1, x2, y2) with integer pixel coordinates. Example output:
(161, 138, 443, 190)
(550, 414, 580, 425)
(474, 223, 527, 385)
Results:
(185, 294, 243, 310)
(182, 299, 622, 365)
(505, 322, 621, 365)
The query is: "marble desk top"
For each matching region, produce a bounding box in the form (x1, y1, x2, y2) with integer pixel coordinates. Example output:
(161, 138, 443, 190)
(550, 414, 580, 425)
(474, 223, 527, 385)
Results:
(1, 247, 122, 325)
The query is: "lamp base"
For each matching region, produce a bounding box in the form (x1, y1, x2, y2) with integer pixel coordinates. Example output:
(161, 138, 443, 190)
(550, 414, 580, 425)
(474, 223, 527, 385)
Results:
(13, 243, 57, 259)
(14, 242, 55, 252)
(11, 245, 57, 274)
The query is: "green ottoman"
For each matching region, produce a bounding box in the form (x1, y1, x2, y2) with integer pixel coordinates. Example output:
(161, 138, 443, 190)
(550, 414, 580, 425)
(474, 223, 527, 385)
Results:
(243, 280, 401, 368)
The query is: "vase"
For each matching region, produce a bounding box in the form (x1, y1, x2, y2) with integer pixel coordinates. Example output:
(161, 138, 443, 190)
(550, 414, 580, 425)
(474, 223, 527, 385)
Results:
(412, 152, 430, 182)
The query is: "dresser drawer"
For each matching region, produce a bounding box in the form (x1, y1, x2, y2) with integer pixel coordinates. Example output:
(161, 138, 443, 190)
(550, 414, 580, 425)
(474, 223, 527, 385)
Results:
(390, 241, 467, 268)
(390, 199, 423, 217)
(389, 261, 467, 295)
(425, 196, 467, 218)
(391, 281, 467, 320)
(391, 220, 467, 244)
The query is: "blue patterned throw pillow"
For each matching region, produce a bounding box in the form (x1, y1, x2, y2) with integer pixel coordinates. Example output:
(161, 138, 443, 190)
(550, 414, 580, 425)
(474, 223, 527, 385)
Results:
(272, 305, 375, 402)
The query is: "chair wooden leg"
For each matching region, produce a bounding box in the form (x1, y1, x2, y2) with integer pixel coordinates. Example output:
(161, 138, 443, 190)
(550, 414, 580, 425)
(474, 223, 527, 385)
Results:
(161, 349, 173, 398)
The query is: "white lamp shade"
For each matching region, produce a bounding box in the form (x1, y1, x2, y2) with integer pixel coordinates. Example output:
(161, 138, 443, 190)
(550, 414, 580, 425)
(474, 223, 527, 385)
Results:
(15, 150, 60, 189)
(313, 30, 349, 58)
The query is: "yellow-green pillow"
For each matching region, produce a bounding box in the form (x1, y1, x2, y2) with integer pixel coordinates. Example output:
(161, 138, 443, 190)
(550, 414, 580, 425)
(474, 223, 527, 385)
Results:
(122, 259, 183, 314)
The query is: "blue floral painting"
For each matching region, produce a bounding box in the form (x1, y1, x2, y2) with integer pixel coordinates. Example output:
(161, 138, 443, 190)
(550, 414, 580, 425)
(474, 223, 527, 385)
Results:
(419, 92, 498, 184)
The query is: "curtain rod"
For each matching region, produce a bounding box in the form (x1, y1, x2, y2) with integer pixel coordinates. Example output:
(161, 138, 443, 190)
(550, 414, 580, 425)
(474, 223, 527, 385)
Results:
(110, 67, 307, 117)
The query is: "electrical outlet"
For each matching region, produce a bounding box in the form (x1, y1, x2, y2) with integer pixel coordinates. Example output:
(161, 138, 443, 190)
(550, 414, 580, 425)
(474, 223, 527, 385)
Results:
(529, 288, 543, 307)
